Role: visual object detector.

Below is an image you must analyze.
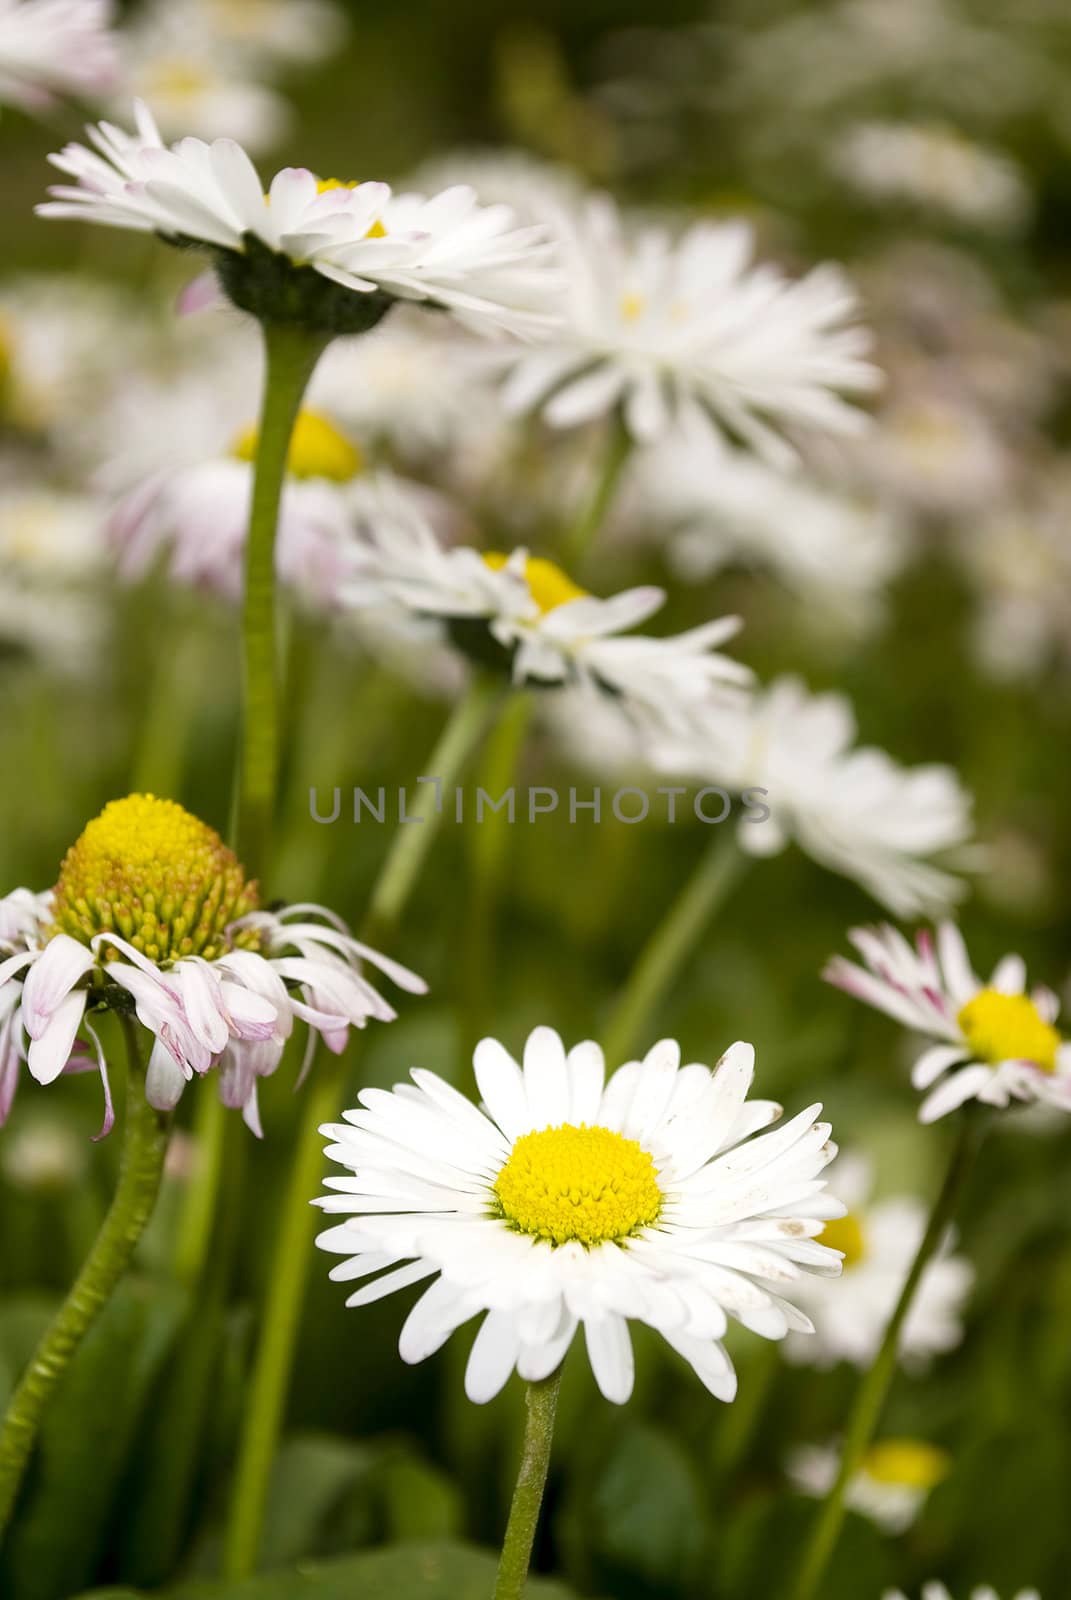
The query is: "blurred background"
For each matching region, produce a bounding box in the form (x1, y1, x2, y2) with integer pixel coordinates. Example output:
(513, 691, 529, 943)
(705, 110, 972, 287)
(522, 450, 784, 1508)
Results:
(2, 2, 1071, 1597)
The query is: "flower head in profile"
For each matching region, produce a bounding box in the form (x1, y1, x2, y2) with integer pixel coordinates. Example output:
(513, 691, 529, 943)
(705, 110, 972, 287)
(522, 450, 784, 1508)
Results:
(789, 1437, 950, 1533)
(825, 923, 1071, 1123)
(316, 1030, 843, 1405)
(501, 194, 879, 458)
(343, 493, 751, 742)
(0, 795, 425, 1137)
(37, 102, 560, 338)
(656, 676, 972, 916)
(783, 1153, 972, 1370)
(0, 0, 118, 114)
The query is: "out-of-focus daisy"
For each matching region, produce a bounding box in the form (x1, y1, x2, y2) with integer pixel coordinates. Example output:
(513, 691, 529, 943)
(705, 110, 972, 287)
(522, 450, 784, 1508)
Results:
(38, 103, 560, 339)
(500, 194, 878, 456)
(178, 0, 346, 69)
(109, 405, 437, 608)
(789, 1437, 950, 1533)
(316, 1032, 844, 1404)
(783, 1153, 972, 1369)
(113, 8, 290, 150)
(342, 495, 751, 741)
(628, 426, 906, 633)
(824, 923, 1071, 1123)
(833, 121, 1032, 233)
(311, 307, 502, 462)
(0, 482, 109, 673)
(655, 676, 973, 916)
(412, 148, 586, 230)
(0, 276, 155, 447)
(0, 795, 425, 1136)
(886, 1585, 1040, 1600)
(0, 0, 118, 113)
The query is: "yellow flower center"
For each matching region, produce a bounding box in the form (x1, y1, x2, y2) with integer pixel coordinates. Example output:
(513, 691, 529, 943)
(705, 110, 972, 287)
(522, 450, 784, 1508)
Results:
(494, 1123, 662, 1247)
(620, 291, 645, 322)
(148, 60, 213, 101)
(821, 1211, 867, 1269)
(956, 987, 1060, 1072)
(51, 794, 261, 964)
(482, 552, 588, 615)
(232, 410, 363, 483)
(862, 1439, 951, 1491)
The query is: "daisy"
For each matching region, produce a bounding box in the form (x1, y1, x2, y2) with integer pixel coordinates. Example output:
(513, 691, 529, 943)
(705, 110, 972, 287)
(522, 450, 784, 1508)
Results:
(0, 794, 426, 1137)
(37, 102, 560, 339)
(342, 493, 751, 741)
(654, 676, 973, 916)
(500, 193, 879, 457)
(0, 480, 110, 674)
(789, 1437, 950, 1533)
(783, 1153, 972, 1370)
(315, 1031, 844, 1405)
(108, 404, 439, 608)
(628, 423, 906, 633)
(0, 0, 118, 114)
(833, 121, 1031, 233)
(824, 922, 1071, 1123)
(885, 1586, 1040, 1600)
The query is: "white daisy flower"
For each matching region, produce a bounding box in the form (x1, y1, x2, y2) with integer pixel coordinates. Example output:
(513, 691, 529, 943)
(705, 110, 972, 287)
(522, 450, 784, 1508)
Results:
(316, 1031, 844, 1404)
(789, 1437, 950, 1533)
(342, 494, 751, 741)
(500, 193, 879, 456)
(783, 1153, 972, 1369)
(628, 424, 907, 633)
(833, 121, 1032, 233)
(654, 676, 973, 916)
(0, 0, 118, 114)
(885, 1585, 1040, 1600)
(0, 795, 425, 1138)
(112, 12, 291, 151)
(824, 922, 1071, 1124)
(109, 404, 439, 608)
(37, 102, 560, 339)
(311, 308, 503, 461)
(175, 0, 347, 69)
(0, 481, 110, 674)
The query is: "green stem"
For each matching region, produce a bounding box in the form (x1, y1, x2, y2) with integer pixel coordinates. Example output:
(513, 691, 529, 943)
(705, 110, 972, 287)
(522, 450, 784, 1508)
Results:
(171, 1090, 226, 1288)
(494, 1372, 562, 1600)
(601, 831, 747, 1067)
(788, 1115, 983, 1600)
(222, 673, 506, 1580)
(0, 1019, 169, 1538)
(236, 321, 330, 882)
(560, 414, 631, 573)
(364, 672, 506, 942)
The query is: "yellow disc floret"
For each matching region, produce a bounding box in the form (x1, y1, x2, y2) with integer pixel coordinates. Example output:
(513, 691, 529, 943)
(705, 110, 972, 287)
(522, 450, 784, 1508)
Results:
(957, 987, 1060, 1072)
(862, 1439, 951, 1490)
(494, 1123, 662, 1247)
(483, 552, 588, 615)
(232, 409, 363, 483)
(51, 794, 261, 964)
(821, 1211, 867, 1269)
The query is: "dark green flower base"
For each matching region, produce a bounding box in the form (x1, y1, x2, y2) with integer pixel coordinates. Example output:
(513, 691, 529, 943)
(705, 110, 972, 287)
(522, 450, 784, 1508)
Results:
(213, 235, 394, 335)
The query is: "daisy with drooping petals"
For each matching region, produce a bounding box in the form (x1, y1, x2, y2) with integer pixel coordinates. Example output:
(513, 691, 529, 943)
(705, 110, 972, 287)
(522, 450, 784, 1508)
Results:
(316, 1031, 844, 1405)
(500, 194, 879, 457)
(37, 103, 560, 338)
(789, 1437, 950, 1533)
(342, 493, 751, 742)
(0, 0, 118, 114)
(885, 1586, 1040, 1600)
(824, 923, 1071, 1123)
(0, 795, 425, 1137)
(652, 676, 974, 916)
(783, 1153, 972, 1370)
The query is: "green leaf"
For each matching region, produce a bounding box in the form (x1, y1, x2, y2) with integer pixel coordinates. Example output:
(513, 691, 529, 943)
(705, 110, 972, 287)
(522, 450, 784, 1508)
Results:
(73, 1539, 577, 1598)
(257, 1432, 378, 1570)
(0, 1276, 188, 1600)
